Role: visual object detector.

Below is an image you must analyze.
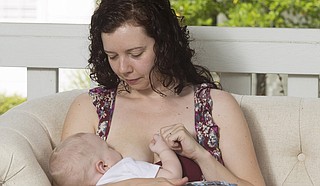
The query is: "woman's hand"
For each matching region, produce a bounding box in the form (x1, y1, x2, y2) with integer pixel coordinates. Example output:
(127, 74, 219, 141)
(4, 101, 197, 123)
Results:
(160, 123, 205, 161)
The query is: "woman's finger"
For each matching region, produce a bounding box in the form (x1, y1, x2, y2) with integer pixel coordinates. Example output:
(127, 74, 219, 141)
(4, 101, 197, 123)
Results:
(160, 123, 184, 138)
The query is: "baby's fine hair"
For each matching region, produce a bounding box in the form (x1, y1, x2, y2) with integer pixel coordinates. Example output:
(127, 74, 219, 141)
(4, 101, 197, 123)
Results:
(49, 133, 97, 186)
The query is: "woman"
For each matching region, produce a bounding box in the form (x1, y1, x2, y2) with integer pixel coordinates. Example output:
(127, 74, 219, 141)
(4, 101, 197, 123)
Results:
(61, 0, 265, 185)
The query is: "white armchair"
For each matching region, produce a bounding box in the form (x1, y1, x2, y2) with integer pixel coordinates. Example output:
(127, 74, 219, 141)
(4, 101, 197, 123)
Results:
(0, 89, 319, 185)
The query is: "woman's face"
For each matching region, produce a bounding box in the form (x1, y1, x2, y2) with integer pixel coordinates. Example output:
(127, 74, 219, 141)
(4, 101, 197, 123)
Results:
(101, 24, 156, 91)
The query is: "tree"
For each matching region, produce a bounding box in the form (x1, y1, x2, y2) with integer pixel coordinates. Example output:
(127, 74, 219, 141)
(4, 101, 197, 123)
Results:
(218, 0, 320, 28)
(171, 0, 320, 28)
(0, 93, 26, 115)
(170, 0, 218, 25)
(171, 0, 320, 95)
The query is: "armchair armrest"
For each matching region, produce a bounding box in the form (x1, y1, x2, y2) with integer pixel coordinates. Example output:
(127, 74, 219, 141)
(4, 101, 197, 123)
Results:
(0, 89, 85, 186)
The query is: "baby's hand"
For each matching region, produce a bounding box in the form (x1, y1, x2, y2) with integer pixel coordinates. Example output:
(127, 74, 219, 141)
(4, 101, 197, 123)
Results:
(149, 134, 170, 154)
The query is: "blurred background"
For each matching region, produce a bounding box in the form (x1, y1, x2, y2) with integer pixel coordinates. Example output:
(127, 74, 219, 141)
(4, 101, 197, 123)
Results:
(1, 0, 319, 114)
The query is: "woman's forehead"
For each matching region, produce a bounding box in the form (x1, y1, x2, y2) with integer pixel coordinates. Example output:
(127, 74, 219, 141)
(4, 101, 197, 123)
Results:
(101, 24, 154, 51)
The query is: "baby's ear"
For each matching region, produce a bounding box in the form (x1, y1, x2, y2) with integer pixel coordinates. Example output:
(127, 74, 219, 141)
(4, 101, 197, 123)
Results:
(96, 160, 108, 174)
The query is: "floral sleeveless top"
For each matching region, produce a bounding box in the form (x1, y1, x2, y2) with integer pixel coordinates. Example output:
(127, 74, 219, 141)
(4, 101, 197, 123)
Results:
(89, 83, 224, 181)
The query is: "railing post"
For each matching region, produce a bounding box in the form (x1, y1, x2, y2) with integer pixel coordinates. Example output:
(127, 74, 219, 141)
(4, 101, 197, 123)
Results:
(219, 73, 253, 95)
(27, 68, 59, 100)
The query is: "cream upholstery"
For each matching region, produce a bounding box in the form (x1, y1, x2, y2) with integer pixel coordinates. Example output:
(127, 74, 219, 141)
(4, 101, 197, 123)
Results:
(0, 89, 319, 186)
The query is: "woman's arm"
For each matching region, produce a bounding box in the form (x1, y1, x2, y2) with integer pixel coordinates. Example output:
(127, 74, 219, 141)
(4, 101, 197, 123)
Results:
(160, 90, 265, 186)
(99, 177, 188, 186)
(204, 90, 265, 185)
(61, 93, 98, 140)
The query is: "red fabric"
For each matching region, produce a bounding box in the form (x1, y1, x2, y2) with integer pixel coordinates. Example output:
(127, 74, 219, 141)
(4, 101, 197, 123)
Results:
(156, 155, 202, 182)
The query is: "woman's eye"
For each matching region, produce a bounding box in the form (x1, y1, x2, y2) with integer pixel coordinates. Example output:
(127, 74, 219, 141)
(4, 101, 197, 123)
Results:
(131, 53, 142, 58)
(108, 55, 117, 60)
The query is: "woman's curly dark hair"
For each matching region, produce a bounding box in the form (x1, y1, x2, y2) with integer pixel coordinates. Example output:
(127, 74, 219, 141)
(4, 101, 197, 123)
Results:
(88, 0, 219, 94)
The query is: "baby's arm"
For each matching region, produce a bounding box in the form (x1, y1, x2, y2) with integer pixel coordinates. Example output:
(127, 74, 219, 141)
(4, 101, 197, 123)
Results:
(149, 134, 182, 179)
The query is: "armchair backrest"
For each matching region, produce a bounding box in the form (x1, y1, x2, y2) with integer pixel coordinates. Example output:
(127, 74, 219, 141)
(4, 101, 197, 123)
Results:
(234, 94, 320, 185)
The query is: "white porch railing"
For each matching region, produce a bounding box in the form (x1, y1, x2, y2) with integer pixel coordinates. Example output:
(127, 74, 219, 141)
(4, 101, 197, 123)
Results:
(0, 23, 319, 99)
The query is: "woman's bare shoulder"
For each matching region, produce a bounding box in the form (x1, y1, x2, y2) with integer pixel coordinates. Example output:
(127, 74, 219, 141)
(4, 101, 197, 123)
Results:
(66, 92, 97, 114)
(61, 92, 98, 140)
(72, 92, 93, 104)
(210, 89, 239, 109)
(209, 89, 244, 127)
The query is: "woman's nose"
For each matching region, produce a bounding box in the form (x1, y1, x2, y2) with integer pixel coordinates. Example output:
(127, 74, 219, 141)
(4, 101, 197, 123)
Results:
(118, 56, 132, 74)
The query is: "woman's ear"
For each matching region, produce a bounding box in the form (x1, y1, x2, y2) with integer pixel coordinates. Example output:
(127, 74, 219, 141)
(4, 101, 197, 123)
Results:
(95, 160, 108, 174)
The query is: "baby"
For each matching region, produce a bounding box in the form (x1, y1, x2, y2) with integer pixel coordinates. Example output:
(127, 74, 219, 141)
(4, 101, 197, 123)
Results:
(49, 133, 182, 186)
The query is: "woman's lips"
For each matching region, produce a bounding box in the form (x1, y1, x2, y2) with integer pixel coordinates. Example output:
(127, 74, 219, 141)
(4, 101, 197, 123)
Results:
(125, 78, 140, 85)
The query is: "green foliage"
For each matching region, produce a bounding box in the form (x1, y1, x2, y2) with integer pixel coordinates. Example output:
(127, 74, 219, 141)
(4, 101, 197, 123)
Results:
(221, 0, 320, 28)
(171, 0, 218, 25)
(0, 93, 26, 115)
(170, 0, 320, 28)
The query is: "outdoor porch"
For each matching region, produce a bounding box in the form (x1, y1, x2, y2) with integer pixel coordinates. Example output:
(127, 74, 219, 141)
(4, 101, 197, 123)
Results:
(1, 23, 320, 186)
(0, 23, 319, 99)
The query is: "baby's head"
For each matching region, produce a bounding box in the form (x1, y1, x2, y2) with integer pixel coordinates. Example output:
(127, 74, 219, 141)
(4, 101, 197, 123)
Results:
(49, 133, 122, 186)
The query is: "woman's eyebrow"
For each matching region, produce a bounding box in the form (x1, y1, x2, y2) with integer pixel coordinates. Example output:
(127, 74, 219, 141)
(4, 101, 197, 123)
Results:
(127, 46, 146, 52)
(104, 46, 146, 54)
(104, 50, 116, 54)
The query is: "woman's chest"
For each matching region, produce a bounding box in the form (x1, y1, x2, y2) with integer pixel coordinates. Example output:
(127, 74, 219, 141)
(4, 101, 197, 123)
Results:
(105, 95, 195, 162)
